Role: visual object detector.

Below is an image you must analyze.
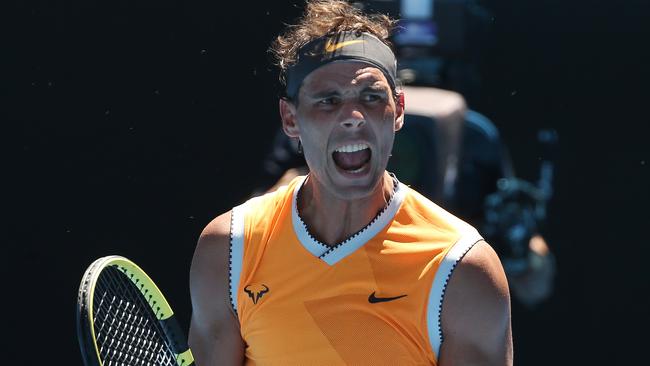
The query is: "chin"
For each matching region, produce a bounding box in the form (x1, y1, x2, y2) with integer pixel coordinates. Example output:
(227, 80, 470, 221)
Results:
(326, 165, 385, 200)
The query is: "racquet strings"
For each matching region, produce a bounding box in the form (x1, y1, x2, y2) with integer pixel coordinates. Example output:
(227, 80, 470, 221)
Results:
(93, 265, 178, 365)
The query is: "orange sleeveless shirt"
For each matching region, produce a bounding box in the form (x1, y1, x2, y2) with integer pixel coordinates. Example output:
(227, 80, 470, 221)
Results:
(229, 175, 482, 365)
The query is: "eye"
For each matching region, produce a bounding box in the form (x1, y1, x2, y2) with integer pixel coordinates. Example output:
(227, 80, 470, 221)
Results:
(361, 93, 385, 103)
(318, 96, 340, 106)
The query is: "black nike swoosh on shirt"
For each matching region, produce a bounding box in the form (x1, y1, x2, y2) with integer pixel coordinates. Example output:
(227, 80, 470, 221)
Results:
(368, 291, 408, 304)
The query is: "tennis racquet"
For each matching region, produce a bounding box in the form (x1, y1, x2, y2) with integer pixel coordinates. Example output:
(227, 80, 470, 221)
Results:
(77, 255, 195, 366)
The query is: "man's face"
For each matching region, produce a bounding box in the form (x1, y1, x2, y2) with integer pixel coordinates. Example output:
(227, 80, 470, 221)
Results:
(281, 61, 404, 200)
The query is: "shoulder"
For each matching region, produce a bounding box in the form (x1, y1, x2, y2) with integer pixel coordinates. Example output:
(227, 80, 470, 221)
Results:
(189, 211, 233, 315)
(197, 211, 232, 248)
(191, 210, 233, 277)
(438, 240, 513, 364)
(401, 186, 474, 232)
(191, 211, 233, 274)
(444, 240, 510, 310)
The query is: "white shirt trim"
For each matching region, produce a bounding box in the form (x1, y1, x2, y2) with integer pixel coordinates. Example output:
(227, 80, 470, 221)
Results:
(322, 182, 407, 265)
(291, 175, 407, 265)
(291, 176, 330, 258)
(426, 227, 483, 360)
(229, 203, 246, 314)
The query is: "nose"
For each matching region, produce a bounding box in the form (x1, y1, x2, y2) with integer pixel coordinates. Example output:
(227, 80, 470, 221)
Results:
(340, 104, 366, 129)
(341, 118, 365, 129)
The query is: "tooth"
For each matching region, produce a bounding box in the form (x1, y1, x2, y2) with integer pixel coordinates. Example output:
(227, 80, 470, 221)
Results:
(336, 144, 370, 153)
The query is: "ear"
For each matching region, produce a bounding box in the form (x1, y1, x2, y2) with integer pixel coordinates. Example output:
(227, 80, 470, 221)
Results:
(394, 91, 405, 132)
(279, 98, 300, 138)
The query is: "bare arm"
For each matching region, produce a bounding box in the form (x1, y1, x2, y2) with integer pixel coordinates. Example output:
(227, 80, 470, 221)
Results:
(188, 211, 245, 365)
(438, 241, 513, 366)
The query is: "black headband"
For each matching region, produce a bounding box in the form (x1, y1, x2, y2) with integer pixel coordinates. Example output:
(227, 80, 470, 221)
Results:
(286, 31, 397, 99)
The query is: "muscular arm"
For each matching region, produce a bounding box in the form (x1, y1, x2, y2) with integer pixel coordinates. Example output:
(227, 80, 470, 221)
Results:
(188, 211, 245, 365)
(438, 241, 513, 366)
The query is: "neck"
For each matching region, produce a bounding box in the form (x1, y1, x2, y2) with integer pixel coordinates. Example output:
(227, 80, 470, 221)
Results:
(297, 172, 395, 246)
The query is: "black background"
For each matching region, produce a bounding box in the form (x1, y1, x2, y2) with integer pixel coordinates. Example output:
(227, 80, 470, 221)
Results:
(5, 1, 649, 364)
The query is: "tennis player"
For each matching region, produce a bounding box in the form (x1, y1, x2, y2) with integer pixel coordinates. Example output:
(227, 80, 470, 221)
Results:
(188, 1, 512, 364)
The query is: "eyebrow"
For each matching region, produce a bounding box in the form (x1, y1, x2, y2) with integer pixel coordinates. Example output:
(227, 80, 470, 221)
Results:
(307, 90, 340, 99)
(307, 84, 388, 100)
(361, 84, 389, 94)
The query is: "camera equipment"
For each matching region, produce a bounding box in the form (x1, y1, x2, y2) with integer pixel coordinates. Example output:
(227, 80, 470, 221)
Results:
(482, 129, 558, 275)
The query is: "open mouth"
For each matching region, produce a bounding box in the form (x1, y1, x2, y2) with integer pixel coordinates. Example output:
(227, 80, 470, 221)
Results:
(332, 143, 371, 173)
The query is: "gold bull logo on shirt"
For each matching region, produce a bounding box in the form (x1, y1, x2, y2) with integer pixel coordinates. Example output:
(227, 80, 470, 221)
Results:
(244, 284, 270, 305)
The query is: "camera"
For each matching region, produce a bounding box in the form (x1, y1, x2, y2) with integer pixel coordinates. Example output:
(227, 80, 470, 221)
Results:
(482, 129, 557, 275)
